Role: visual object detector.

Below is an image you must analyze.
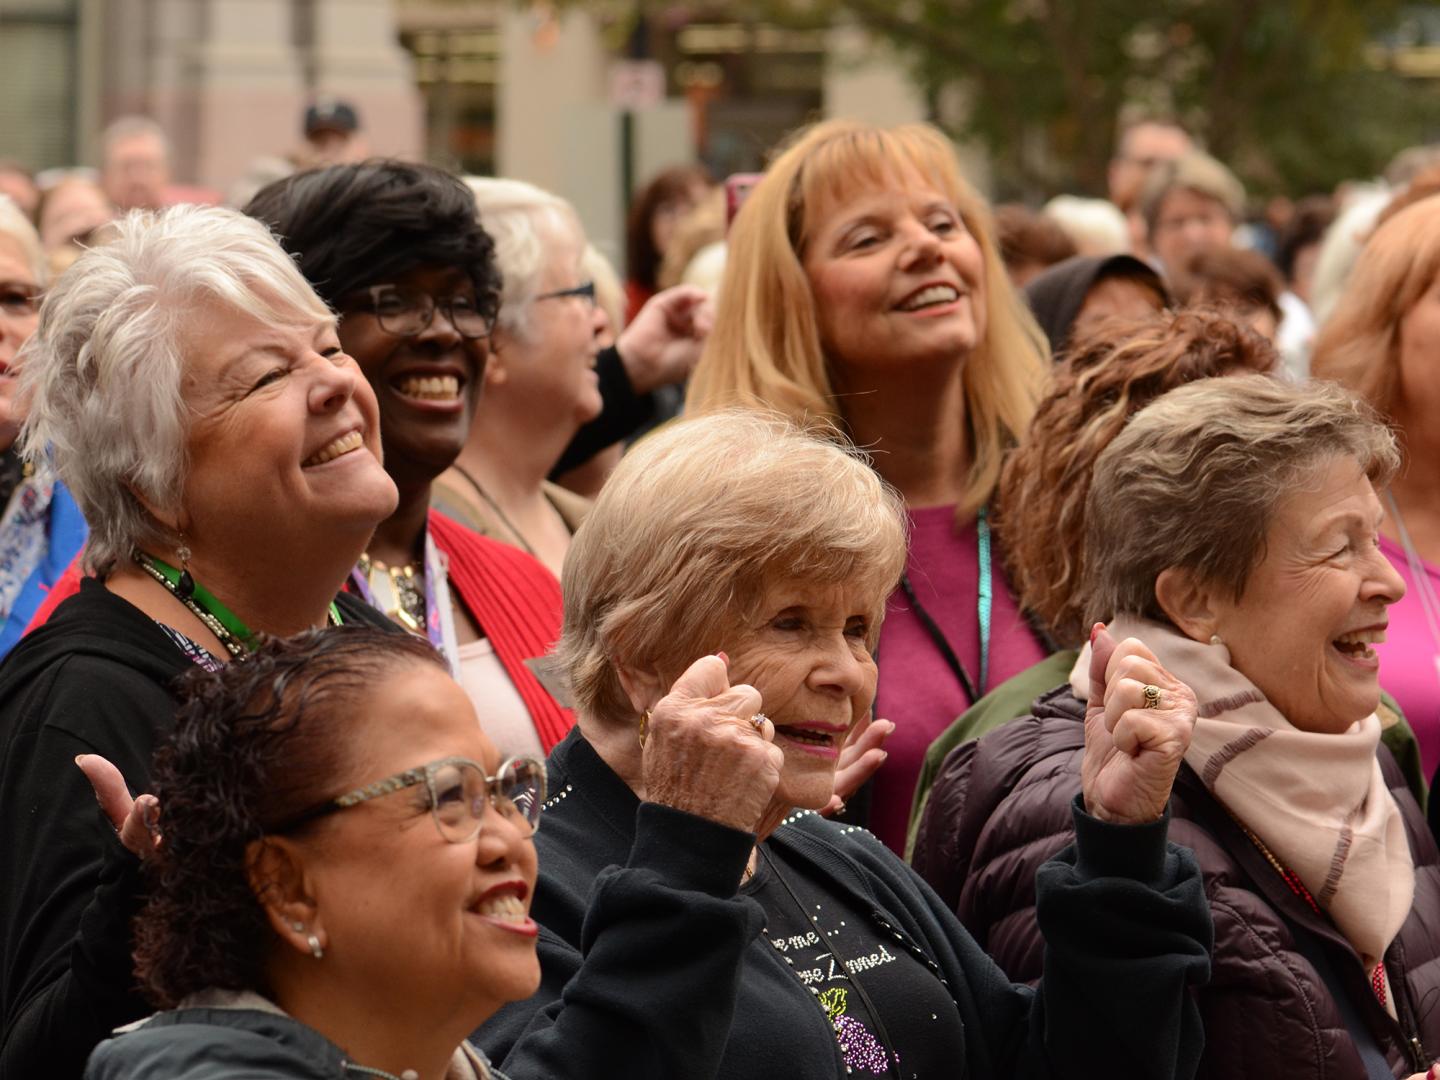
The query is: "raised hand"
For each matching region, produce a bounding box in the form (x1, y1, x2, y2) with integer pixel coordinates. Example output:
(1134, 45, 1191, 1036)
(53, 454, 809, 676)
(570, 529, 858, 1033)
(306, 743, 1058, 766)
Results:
(75, 753, 161, 858)
(641, 653, 785, 834)
(822, 712, 892, 817)
(1080, 625, 1196, 825)
(615, 285, 714, 394)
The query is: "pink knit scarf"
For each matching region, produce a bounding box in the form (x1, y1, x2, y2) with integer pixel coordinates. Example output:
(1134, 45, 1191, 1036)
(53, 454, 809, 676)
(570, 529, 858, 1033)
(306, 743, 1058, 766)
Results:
(1071, 614, 1414, 969)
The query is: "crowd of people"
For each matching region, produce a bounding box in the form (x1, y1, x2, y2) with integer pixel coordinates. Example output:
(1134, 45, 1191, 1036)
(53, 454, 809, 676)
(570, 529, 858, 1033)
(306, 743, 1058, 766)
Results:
(0, 100, 1438, 1080)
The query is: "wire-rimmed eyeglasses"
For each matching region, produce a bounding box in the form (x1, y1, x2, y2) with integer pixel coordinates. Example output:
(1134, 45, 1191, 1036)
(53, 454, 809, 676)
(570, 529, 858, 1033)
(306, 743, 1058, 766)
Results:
(534, 281, 596, 308)
(271, 755, 546, 843)
(352, 284, 494, 340)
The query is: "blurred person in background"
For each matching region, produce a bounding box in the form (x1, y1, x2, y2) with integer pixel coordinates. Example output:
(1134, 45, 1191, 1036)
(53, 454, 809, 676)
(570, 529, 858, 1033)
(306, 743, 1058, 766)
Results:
(686, 118, 1051, 853)
(246, 161, 574, 761)
(0, 195, 84, 659)
(1312, 194, 1440, 786)
(1140, 150, 1244, 277)
(0, 162, 39, 220)
(1022, 253, 1168, 358)
(915, 375, 1440, 1080)
(656, 187, 725, 294)
(300, 99, 368, 167)
(553, 245, 627, 500)
(83, 629, 539, 1080)
(101, 117, 172, 213)
(35, 175, 116, 277)
(1170, 248, 1284, 343)
(0, 205, 397, 1078)
(993, 203, 1077, 288)
(624, 163, 714, 321)
(1273, 194, 1336, 380)
(1309, 186, 1392, 328)
(1106, 117, 1192, 255)
(1042, 194, 1131, 257)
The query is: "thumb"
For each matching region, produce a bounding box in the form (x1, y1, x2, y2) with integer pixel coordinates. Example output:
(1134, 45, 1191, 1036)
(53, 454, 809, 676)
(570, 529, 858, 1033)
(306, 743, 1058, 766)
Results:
(75, 754, 136, 833)
(1087, 624, 1118, 704)
(667, 653, 731, 702)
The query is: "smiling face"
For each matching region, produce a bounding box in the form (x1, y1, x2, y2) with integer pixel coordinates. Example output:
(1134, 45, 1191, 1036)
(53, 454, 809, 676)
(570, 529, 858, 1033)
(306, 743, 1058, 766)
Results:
(337, 264, 489, 487)
(1207, 456, 1405, 733)
(296, 662, 541, 1022)
(491, 219, 603, 428)
(176, 296, 397, 559)
(722, 577, 879, 810)
(802, 177, 988, 380)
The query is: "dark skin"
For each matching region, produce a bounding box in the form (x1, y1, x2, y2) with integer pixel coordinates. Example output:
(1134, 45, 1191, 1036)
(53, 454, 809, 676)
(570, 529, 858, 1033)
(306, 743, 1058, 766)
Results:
(338, 263, 489, 643)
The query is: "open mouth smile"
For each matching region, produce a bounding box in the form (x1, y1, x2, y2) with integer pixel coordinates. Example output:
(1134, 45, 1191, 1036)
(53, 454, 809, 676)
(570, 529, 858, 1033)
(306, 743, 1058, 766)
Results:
(302, 429, 364, 467)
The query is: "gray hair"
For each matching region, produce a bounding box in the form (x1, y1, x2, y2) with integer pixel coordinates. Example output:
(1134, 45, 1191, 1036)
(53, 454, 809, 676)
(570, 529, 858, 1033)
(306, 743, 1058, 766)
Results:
(556, 410, 908, 725)
(1083, 375, 1399, 625)
(1140, 150, 1245, 233)
(464, 176, 581, 341)
(102, 115, 171, 160)
(18, 204, 332, 573)
(0, 194, 45, 285)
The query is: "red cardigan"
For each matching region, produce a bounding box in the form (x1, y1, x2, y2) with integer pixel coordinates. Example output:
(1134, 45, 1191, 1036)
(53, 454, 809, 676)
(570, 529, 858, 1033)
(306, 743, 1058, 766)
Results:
(26, 512, 574, 752)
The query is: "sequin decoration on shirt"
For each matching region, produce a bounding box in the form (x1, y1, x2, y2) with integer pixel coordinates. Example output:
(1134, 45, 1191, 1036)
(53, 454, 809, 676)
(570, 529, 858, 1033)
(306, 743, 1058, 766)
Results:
(154, 622, 224, 672)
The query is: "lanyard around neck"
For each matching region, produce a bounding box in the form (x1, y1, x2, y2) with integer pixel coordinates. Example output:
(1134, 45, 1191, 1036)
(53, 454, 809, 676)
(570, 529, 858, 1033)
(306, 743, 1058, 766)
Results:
(895, 506, 992, 705)
(138, 552, 343, 657)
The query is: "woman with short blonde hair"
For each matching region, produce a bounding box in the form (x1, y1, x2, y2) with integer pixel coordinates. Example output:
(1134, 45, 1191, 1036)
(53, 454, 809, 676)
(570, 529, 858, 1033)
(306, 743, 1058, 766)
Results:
(686, 119, 1050, 850)
(1312, 194, 1440, 780)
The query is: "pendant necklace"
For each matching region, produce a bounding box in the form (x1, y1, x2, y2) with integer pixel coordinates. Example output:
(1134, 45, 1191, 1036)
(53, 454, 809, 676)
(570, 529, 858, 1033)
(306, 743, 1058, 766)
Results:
(451, 463, 538, 557)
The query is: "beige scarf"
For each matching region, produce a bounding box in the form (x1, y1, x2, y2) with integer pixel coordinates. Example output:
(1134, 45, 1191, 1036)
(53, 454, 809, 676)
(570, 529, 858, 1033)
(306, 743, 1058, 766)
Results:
(1070, 615, 1414, 970)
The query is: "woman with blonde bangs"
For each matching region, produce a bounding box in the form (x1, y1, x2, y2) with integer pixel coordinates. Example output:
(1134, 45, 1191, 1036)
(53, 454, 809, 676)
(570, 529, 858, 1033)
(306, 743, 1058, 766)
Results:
(1312, 194, 1440, 784)
(687, 119, 1050, 851)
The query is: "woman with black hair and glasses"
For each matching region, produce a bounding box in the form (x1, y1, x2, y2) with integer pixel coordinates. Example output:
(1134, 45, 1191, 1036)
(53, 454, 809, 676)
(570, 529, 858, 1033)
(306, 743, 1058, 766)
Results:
(84, 627, 547, 1080)
(244, 161, 575, 762)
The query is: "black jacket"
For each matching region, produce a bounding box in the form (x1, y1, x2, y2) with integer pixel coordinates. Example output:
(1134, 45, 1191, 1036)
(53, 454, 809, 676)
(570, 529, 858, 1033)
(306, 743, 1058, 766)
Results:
(0, 579, 389, 1079)
(474, 728, 1213, 1080)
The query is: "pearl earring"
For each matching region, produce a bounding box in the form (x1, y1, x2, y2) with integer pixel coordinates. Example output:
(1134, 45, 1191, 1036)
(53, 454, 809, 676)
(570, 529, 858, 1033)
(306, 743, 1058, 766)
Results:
(307, 934, 324, 960)
(1209, 634, 1224, 646)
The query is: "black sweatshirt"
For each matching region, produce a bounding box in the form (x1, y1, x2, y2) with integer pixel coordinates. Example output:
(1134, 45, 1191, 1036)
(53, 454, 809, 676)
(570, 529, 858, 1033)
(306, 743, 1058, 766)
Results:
(0, 579, 389, 1079)
(474, 729, 1214, 1080)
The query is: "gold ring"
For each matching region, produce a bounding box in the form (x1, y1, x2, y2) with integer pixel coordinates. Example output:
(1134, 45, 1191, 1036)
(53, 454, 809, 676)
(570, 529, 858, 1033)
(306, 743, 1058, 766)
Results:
(1142, 684, 1162, 709)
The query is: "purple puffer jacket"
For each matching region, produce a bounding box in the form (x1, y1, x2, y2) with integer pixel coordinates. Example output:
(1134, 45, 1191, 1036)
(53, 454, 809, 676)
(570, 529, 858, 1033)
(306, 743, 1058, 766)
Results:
(913, 684, 1440, 1080)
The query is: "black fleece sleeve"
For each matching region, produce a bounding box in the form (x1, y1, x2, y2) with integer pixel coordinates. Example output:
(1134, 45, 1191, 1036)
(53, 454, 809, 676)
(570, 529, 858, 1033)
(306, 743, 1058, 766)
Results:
(477, 802, 764, 1080)
(550, 347, 657, 477)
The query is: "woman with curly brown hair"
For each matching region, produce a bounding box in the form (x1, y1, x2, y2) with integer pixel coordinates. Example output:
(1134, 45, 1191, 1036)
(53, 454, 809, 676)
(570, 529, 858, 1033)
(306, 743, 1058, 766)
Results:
(84, 627, 546, 1080)
(906, 309, 1287, 852)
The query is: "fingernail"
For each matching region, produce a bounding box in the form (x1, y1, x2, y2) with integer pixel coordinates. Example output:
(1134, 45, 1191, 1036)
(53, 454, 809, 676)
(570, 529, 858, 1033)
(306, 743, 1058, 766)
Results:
(879, 751, 888, 763)
(716, 651, 729, 665)
(1090, 622, 1104, 645)
(74, 754, 86, 766)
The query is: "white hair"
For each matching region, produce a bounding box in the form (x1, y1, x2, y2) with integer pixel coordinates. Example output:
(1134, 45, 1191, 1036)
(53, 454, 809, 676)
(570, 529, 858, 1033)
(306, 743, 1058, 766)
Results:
(0, 194, 46, 285)
(464, 176, 582, 341)
(1310, 186, 1391, 328)
(1042, 195, 1130, 257)
(18, 204, 332, 573)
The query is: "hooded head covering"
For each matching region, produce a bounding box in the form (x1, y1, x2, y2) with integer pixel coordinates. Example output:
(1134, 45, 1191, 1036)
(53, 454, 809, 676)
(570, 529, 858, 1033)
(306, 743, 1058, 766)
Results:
(1022, 253, 1167, 357)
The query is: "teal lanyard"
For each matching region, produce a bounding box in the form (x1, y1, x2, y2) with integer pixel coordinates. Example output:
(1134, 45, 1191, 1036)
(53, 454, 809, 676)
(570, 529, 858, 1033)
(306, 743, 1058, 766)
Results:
(895, 505, 992, 704)
(137, 553, 342, 655)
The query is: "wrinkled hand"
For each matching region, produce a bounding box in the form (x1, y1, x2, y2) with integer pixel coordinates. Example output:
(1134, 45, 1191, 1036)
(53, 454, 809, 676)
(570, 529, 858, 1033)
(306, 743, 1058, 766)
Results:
(822, 713, 892, 817)
(615, 285, 714, 394)
(76, 754, 161, 858)
(642, 654, 784, 834)
(1080, 626, 1196, 825)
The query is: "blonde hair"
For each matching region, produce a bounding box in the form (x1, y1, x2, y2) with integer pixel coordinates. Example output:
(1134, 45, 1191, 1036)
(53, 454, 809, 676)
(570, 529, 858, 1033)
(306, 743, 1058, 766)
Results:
(1311, 194, 1440, 420)
(557, 410, 908, 724)
(0, 194, 46, 285)
(685, 119, 1046, 517)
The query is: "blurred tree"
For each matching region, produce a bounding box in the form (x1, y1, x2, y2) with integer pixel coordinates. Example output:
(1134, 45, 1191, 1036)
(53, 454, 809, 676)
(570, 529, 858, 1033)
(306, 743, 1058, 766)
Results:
(777, 0, 1440, 199)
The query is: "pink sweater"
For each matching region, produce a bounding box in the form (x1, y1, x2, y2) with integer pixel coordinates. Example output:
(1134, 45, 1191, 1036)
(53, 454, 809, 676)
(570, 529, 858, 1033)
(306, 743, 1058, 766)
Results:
(1376, 533, 1440, 779)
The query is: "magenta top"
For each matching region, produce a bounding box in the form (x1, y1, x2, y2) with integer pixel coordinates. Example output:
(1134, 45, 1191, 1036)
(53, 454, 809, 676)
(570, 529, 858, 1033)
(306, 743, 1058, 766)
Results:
(869, 504, 1049, 853)
(1377, 533, 1440, 779)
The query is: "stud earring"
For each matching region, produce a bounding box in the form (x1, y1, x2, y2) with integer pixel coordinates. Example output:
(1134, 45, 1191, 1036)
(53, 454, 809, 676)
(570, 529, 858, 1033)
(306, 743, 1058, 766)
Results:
(291, 921, 305, 933)
(307, 934, 324, 960)
(1209, 634, 1224, 646)
(176, 541, 195, 599)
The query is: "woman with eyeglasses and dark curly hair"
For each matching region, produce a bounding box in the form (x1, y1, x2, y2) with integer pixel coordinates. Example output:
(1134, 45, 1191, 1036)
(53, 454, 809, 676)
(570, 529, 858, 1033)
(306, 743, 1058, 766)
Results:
(83, 627, 546, 1080)
(244, 162, 574, 761)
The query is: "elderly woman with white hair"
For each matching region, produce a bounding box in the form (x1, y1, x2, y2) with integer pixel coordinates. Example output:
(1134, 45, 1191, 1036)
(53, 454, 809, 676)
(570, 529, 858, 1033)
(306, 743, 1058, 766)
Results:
(0, 194, 86, 658)
(0, 204, 399, 1078)
(475, 409, 1212, 1080)
(434, 178, 710, 578)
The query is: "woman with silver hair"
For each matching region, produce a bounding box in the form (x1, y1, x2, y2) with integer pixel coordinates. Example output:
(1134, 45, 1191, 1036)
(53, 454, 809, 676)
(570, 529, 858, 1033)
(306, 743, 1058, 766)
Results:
(916, 376, 1440, 1079)
(434, 178, 710, 579)
(0, 204, 398, 1077)
(475, 409, 1212, 1080)
(0, 194, 85, 658)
